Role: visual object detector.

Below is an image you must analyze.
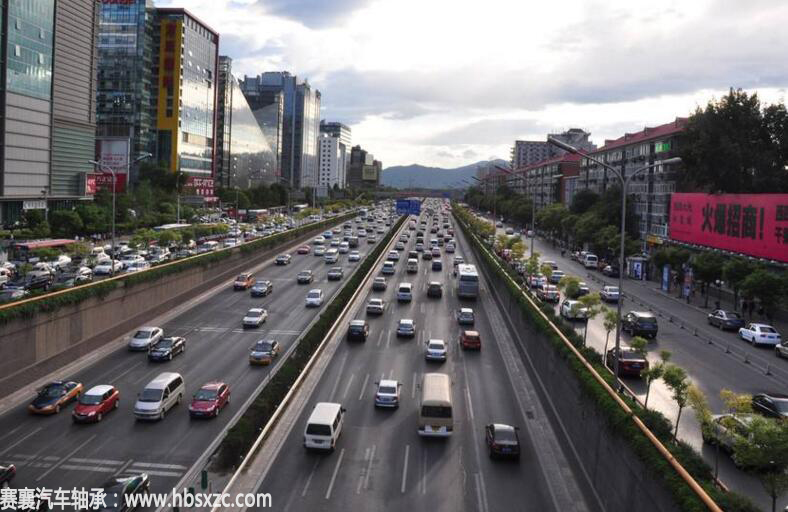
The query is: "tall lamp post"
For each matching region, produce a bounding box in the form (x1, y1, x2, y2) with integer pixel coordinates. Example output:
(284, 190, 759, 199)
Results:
(547, 137, 681, 387)
(88, 160, 117, 276)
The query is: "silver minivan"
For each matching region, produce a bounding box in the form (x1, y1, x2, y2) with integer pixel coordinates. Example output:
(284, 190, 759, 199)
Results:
(134, 372, 185, 421)
(304, 402, 345, 451)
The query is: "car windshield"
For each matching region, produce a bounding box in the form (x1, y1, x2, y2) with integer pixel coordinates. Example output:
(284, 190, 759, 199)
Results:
(400, 321, 412, 328)
(194, 389, 218, 401)
(255, 281, 267, 286)
(421, 405, 452, 418)
(725, 312, 741, 319)
(306, 424, 332, 436)
(428, 343, 444, 350)
(607, 287, 619, 293)
(350, 325, 364, 333)
(247, 310, 262, 317)
(138, 388, 163, 402)
(494, 427, 518, 442)
(40, 385, 66, 398)
(378, 386, 397, 395)
(155, 339, 173, 349)
(79, 393, 105, 405)
(254, 342, 273, 352)
(619, 350, 643, 359)
(308, 292, 320, 298)
(133, 330, 152, 339)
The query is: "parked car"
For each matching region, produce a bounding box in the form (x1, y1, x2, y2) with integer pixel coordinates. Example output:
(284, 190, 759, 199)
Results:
(739, 323, 782, 347)
(560, 299, 588, 320)
(347, 320, 370, 342)
(702, 413, 758, 456)
(576, 282, 590, 297)
(605, 347, 649, 377)
(536, 284, 560, 303)
(602, 265, 620, 277)
(148, 336, 186, 361)
(549, 270, 565, 284)
(72, 385, 120, 423)
(622, 311, 658, 338)
(29, 380, 83, 414)
(707, 310, 745, 330)
(485, 423, 521, 459)
(242, 308, 268, 328)
(374, 379, 401, 408)
(249, 339, 281, 365)
(251, 280, 273, 297)
(600, 286, 620, 303)
(751, 393, 788, 419)
(189, 381, 230, 418)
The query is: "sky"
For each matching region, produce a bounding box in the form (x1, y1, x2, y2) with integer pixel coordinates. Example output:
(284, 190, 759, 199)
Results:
(161, 0, 788, 168)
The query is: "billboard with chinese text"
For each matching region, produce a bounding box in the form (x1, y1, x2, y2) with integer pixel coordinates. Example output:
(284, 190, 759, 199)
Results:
(669, 193, 788, 263)
(91, 173, 127, 193)
(95, 137, 130, 175)
(183, 176, 215, 197)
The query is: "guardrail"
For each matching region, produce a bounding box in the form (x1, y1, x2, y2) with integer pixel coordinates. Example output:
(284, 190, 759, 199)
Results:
(455, 211, 724, 512)
(206, 215, 407, 511)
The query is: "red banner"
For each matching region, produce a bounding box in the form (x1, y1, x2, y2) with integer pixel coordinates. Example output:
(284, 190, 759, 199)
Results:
(86, 174, 97, 195)
(669, 193, 788, 263)
(93, 173, 127, 193)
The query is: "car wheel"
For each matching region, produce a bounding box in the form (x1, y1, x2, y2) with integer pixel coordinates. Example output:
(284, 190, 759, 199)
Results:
(97, 413, 103, 422)
(114, 399, 119, 409)
(215, 407, 220, 417)
(169, 353, 173, 361)
(160, 409, 166, 420)
(55, 404, 61, 414)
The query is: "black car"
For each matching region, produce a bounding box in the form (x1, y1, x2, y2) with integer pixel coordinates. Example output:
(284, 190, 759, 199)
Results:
(8, 272, 53, 292)
(250, 280, 273, 297)
(327, 267, 344, 280)
(297, 270, 314, 284)
(432, 260, 443, 271)
(0, 463, 15, 486)
(751, 393, 788, 419)
(347, 320, 369, 342)
(88, 473, 150, 511)
(422, 251, 433, 261)
(707, 309, 745, 331)
(148, 337, 186, 361)
(427, 282, 443, 298)
(621, 311, 658, 338)
(275, 254, 291, 265)
(602, 265, 620, 277)
(485, 424, 521, 459)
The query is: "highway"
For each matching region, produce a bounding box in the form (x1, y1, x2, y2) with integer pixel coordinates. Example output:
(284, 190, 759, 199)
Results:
(255, 204, 592, 512)
(0, 218, 393, 497)
(492, 220, 788, 511)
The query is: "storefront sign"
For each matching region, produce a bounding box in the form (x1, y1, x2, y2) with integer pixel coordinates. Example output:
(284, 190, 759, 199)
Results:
(669, 193, 788, 263)
(94, 172, 127, 193)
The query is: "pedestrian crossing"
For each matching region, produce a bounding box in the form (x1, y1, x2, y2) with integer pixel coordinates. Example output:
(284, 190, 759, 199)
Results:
(178, 326, 301, 336)
(9, 453, 188, 478)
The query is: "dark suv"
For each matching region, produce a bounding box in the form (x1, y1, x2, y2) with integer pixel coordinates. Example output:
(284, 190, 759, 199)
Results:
(347, 320, 369, 342)
(622, 311, 658, 338)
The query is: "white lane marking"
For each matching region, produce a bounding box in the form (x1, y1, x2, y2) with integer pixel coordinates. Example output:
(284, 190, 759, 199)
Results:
(301, 460, 319, 497)
(106, 360, 143, 383)
(0, 425, 22, 443)
(327, 352, 349, 401)
(478, 472, 490, 512)
(137, 469, 183, 478)
(132, 462, 188, 470)
(325, 448, 346, 500)
(68, 457, 123, 465)
(363, 444, 376, 491)
(420, 449, 427, 495)
(341, 373, 356, 400)
(41, 456, 59, 462)
(376, 330, 384, 347)
(358, 373, 370, 401)
(400, 445, 410, 493)
(0, 427, 41, 457)
(356, 447, 370, 495)
(465, 387, 475, 423)
(388, 369, 394, 379)
(37, 434, 96, 481)
(59, 464, 115, 473)
(386, 329, 392, 348)
(115, 459, 133, 476)
(411, 372, 418, 399)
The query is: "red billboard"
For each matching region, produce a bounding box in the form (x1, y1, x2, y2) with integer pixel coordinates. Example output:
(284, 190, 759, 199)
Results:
(91, 172, 127, 193)
(184, 176, 215, 197)
(669, 193, 788, 262)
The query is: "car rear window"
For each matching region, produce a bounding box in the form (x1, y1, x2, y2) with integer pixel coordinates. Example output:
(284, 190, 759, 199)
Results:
(760, 326, 778, 333)
(638, 316, 657, 324)
(306, 424, 332, 436)
(421, 405, 452, 418)
(494, 428, 517, 442)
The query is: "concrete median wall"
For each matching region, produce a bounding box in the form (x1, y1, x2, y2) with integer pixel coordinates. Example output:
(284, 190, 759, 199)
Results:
(476, 251, 680, 512)
(0, 223, 335, 396)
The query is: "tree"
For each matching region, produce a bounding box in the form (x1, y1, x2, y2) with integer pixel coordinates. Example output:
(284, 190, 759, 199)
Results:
(723, 257, 756, 310)
(720, 389, 753, 414)
(578, 293, 603, 346)
(557, 275, 582, 299)
(539, 263, 553, 281)
(510, 241, 525, 261)
(156, 230, 182, 248)
(67, 241, 93, 267)
(741, 269, 788, 322)
(732, 417, 788, 512)
(691, 252, 725, 308)
(663, 365, 690, 441)
(602, 308, 619, 355)
(129, 228, 157, 250)
(570, 189, 599, 215)
(49, 210, 84, 238)
(524, 253, 541, 279)
(24, 209, 50, 237)
(639, 348, 671, 410)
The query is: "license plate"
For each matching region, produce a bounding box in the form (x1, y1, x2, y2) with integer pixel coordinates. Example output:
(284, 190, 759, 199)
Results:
(431, 426, 441, 431)
(500, 447, 510, 452)
(631, 363, 642, 368)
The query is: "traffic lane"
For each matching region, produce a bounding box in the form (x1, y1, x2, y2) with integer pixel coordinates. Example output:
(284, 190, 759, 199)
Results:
(0, 228, 389, 494)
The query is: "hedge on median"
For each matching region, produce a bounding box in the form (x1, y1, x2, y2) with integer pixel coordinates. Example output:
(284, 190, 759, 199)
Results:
(215, 214, 407, 470)
(452, 205, 759, 512)
(0, 213, 357, 326)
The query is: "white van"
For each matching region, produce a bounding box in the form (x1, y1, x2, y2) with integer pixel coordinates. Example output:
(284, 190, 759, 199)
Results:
(304, 402, 345, 451)
(397, 282, 413, 302)
(324, 248, 339, 264)
(583, 253, 598, 269)
(134, 372, 185, 421)
(406, 258, 419, 273)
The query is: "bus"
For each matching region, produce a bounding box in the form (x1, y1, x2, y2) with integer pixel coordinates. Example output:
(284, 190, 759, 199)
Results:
(152, 223, 191, 232)
(8, 239, 75, 263)
(457, 264, 479, 299)
(418, 373, 453, 437)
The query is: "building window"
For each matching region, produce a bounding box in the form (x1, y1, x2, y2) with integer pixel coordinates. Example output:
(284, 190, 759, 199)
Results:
(14, 45, 21, 57)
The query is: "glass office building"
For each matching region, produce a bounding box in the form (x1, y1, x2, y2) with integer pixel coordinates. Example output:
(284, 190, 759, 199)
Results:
(227, 77, 276, 188)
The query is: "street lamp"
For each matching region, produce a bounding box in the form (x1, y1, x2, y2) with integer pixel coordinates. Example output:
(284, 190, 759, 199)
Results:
(547, 136, 681, 388)
(88, 159, 117, 277)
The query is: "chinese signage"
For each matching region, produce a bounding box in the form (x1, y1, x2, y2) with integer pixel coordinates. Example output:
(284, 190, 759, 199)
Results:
(669, 193, 788, 263)
(654, 141, 671, 153)
(95, 138, 130, 175)
(92, 173, 127, 193)
(183, 176, 215, 197)
(396, 199, 410, 215)
(86, 174, 97, 195)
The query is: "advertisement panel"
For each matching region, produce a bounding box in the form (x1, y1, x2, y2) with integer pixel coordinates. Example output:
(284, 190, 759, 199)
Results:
(669, 193, 788, 263)
(183, 176, 215, 197)
(95, 138, 130, 175)
(86, 174, 97, 195)
(396, 199, 410, 215)
(93, 173, 127, 193)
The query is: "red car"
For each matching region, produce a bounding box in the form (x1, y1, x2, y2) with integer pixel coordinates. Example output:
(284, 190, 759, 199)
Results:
(72, 385, 119, 423)
(189, 382, 230, 418)
(606, 348, 649, 377)
(297, 245, 311, 254)
(460, 330, 481, 350)
(233, 273, 255, 290)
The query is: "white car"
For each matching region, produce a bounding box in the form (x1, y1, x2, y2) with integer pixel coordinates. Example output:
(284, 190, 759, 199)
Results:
(314, 246, 326, 256)
(366, 298, 385, 315)
(560, 300, 588, 320)
(338, 242, 350, 253)
(395, 242, 406, 251)
(305, 289, 324, 307)
(374, 379, 401, 408)
(600, 286, 620, 302)
(739, 323, 782, 347)
(128, 326, 164, 351)
(313, 236, 325, 245)
(425, 339, 447, 362)
(445, 244, 455, 253)
(124, 260, 151, 273)
(387, 250, 400, 261)
(94, 260, 123, 275)
(243, 308, 268, 328)
(348, 251, 361, 262)
(776, 341, 788, 359)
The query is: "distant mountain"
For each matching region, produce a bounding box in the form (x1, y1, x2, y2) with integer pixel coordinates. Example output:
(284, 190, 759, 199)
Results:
(381, 159, 508, 189)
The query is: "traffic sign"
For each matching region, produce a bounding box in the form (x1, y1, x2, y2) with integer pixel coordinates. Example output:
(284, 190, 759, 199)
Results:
(396, 199, 410, 215)
(408, 199, 421, 215)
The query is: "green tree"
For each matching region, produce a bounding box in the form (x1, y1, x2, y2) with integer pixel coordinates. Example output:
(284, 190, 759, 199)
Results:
(723, 257, 756, 310)
(24, 209, 50, 237)
(49, 210, 84, 238)
(66, 241, 93, 267)
(663, 365, 690, 441)
(639, 348, 671, 410)
(156, 230, 182, 248)
(129, 228, 157, 250)
(732, 417, 788, 512)
(602, 308, 619, 355)
(570, 189, 599, 215)
(578, 293, 603, 346)
(524, 253, 541, 279)
(741, 269, 787, 322)
(691, 252, 725, 308)
(720, 389, 753, 414)
(557, 275, 581, 299)
(510, 241, 525, 261)
(678, 89, 788, 194)
(539, 263, 553, 281)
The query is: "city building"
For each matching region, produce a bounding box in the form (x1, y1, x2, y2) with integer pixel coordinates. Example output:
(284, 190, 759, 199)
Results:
(239, 72, 320, 189)
(347, 145, 380, 189)
(154, 8, 219, 201)
(95, 0, 156, 186)
(238, 73, 284, 178)
(1, 0, 99, 225)
(512, 153, 582, 209)
(511, 128, 596, 170)
(319, 121, 351, 188)
(577, 117, 687, 243)
(216, 56, 233, 188)
(318, 133, 343, 189)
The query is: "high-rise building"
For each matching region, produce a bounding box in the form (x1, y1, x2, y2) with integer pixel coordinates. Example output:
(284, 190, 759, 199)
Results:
(240, 72, 320, 189)
(239, 73, 288, 180)
(154, 8, 219, 200)
(216, 56, 233, 186)
(511, 128, 596, 170)
(96, 0, 156, 185)
(318, 133, 342, 189)
(320, 121, 350, 187)
(1, 0, 99, 225)
(347, 145, 380, 189)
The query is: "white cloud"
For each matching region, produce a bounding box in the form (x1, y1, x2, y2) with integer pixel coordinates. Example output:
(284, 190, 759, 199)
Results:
(161, 0, 788, 167)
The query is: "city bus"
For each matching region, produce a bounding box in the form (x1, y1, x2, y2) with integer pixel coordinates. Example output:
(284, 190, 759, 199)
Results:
(418, 373, 453, 437)
(8, 239, 75, 263)
(457, 264, 479, 299)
